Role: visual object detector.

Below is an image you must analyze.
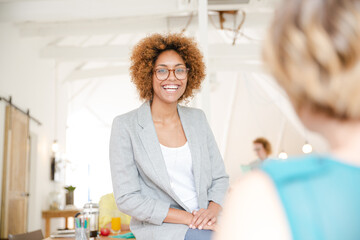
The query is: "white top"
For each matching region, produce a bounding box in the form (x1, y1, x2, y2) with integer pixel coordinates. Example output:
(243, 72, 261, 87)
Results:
(160, 142, 199, 212)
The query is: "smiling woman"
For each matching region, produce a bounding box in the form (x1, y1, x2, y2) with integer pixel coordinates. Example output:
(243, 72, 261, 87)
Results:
(129, 33, 205, 102)
(109, 33, 229, 240)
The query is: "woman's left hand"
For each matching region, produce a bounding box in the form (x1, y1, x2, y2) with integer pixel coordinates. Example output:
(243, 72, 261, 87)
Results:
(189, 201, 222, 230)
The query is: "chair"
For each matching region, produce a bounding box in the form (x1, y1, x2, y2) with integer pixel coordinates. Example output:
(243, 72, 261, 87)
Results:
(8, 229, 44, 240)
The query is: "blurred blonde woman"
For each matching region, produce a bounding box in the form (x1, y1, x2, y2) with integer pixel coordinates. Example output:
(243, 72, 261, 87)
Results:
(215, 0, 360, 240)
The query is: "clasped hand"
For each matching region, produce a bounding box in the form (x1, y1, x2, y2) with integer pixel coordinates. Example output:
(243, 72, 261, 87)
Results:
(188, 202, 221, 231)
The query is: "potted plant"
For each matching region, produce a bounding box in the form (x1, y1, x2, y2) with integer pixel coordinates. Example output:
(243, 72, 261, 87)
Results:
(64, 185, 76, 206)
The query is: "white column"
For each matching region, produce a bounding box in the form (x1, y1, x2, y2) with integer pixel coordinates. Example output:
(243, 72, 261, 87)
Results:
(198, 0, 210, 118)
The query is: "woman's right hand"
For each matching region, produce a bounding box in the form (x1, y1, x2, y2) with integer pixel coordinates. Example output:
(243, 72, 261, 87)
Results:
(189, 212, 216, 231)
(189, 202, 221, 230)
(201, 223, 217, 231)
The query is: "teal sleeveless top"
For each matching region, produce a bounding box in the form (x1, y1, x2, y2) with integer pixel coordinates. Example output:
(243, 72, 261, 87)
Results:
(262, 154, 360, 240)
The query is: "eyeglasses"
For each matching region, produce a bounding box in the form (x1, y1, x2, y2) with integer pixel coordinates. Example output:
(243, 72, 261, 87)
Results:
(154, 67, 189, 81)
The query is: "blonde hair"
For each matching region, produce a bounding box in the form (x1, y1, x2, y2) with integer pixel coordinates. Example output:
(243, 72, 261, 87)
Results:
(263, 0, 360, 119)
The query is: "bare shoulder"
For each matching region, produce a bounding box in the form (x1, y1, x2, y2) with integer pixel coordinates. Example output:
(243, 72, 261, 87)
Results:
(215, 171, 292, 240)
(230, 170, 275, 196)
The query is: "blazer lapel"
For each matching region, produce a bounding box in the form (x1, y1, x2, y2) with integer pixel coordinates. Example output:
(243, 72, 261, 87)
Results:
(137, 102, 191, 211)
(178, 105, 201, 198)
(137, 102, 170, 192)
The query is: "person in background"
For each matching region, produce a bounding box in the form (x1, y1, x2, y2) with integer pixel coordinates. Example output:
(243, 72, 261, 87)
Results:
(109, 33, 229, 240)
(250, 137, 272, 169)
(99, 193, 131, 231)
(215, 0, 360, 240)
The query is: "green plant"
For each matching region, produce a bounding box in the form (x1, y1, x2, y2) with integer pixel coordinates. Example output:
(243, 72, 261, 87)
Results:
(64, 185, 76, 192)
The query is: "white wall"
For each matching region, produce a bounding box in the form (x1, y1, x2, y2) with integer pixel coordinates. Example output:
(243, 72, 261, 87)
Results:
(65, 75, 142, 206)
(208, 72, 328, 183)
(0, 22, 68, 234)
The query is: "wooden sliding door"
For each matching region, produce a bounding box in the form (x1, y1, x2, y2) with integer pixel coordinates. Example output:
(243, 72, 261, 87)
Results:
(1, 105, 30, 239)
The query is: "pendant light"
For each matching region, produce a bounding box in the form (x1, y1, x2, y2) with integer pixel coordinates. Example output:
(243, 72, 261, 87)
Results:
(302, 141, 313, 154)
(278, 151, 288, 160)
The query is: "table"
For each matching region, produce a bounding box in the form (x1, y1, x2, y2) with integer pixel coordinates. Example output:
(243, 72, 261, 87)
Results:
(42, 209, 80, 238)
(44, 237, 119, 240)
(43, 231, 132, 240)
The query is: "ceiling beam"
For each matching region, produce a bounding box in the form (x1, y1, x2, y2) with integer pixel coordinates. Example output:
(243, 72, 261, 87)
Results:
(17, 17, 169, 37)
(15, 12, 272, 37)
(209, 43, 260, 59)
(209, 59, 263, 73)
(40, 43, 261, 61)
(40, 45, 131, 61)
(0, 0, 187, 22)
(65, 65, 130, 81)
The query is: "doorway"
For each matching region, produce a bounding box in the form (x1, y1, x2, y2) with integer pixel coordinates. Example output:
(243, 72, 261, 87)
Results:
(0, 105, 30, 239)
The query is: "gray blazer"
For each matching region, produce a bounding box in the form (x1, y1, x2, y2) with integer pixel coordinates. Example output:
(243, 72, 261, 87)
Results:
(109, 102, 229, 240)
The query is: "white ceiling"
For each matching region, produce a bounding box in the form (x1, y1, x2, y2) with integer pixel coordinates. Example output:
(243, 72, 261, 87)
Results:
(0, 0, 279, 81)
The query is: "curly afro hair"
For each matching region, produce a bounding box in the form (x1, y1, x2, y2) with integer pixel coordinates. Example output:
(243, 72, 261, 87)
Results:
(130, 33, 206, 102)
